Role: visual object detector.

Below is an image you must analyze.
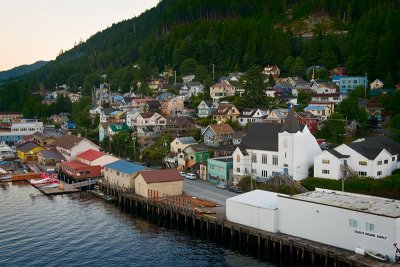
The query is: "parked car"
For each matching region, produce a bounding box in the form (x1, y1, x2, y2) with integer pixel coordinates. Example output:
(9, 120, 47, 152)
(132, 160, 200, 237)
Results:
(216, 182, 227, 189)
(229, 186, 242, 193)
(185, 173, 196, 180)
(179, 171, 186, 178)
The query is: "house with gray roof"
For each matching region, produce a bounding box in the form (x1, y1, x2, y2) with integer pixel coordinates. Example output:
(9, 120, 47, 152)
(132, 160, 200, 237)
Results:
(233, 109, 321, 182)
(170, 137, 198, 154)
(314, 136, 400, 179)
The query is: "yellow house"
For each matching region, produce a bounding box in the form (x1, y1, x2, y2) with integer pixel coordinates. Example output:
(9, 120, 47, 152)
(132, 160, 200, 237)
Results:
(135, 169, 183, 198)
(17, 141, 45, 161)
(170, 137, 198, 154)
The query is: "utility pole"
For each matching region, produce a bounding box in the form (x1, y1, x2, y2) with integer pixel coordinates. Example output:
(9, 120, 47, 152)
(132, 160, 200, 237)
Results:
(212, 64, 215, 81)
(174, 71, 177, 84)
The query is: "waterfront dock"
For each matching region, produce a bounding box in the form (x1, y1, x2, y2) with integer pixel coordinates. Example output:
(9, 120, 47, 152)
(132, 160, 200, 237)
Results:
(30, 180, 80, 195)
(100, 182, 397, 267)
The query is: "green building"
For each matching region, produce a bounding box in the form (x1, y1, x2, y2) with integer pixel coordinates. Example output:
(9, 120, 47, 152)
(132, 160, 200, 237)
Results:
(207, 156, 233, 185)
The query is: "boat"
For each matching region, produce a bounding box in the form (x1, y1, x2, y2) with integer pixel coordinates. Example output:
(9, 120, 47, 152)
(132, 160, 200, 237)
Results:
(365, 250, 388, 262)
(0, 142, 15, 161)
(0, 167, 12, 181)
(30, 177, 58, 185)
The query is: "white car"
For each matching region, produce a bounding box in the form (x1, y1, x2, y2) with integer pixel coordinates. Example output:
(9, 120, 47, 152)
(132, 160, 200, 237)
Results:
(185, 173, 196, 180)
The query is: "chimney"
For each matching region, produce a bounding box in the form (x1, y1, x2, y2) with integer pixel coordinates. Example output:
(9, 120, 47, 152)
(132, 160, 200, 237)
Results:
(77, 133, 81, 137)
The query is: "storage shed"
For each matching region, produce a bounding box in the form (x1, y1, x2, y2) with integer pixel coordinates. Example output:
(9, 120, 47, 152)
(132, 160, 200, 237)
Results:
(226, 190, 279, 233)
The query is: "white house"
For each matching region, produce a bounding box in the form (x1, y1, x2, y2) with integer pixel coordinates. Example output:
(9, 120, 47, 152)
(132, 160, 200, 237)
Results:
(263, 108, 288, 124)
(314, 136, 400, 179)
(233, 109, 321, 182)
(53, 134, 100, 161)
(237, 109, 268, 127)
(126, 111, 166, 129)
(76, 149, 118, 167)
(278, 188, 400, 262)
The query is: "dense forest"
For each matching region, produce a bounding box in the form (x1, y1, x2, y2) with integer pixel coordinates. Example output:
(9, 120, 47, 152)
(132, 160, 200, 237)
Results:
(1, 0, 400, 117)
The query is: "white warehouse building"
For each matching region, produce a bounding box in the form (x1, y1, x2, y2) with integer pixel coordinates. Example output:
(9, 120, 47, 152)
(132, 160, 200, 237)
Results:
(278, 189, 400, 262)
(226, 188, 400, 262)
(226, 190, 279, 233)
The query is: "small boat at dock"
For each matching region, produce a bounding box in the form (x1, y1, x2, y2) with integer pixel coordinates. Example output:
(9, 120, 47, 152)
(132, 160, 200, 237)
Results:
(365, 249, 388, 262)
(30, 177, 58, 185)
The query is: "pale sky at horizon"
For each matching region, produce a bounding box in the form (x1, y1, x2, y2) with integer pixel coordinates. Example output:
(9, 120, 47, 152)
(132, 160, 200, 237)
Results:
(0, 0, 159, 71)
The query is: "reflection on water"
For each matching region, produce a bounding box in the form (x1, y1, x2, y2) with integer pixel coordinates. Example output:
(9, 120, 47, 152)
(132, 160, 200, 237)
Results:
(0, 182, 276, 267)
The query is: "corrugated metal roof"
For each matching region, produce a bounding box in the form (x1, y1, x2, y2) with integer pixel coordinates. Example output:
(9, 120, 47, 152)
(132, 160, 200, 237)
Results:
(104, 160, 145, 174)
(77, 149, 105, 161)
(17, 141, 41, 153)
(139, 169, 183, 184)
(227, 190, 278, 209)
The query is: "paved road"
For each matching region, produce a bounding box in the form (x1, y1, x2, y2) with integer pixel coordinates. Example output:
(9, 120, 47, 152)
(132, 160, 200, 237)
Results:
(183, 179, 238, 206)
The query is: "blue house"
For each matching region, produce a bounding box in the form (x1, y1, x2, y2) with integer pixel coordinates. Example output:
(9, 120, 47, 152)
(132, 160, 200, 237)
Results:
(339, 76, 368, 95)
(197, 100, 219, 118)
(274, 82, 292, 97)
(207, 156, 233, 185)
(63, 121, 76, 130)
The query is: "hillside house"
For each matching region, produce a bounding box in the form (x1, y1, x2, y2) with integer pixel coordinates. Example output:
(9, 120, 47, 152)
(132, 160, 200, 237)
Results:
(212, 103, 240, 124)
(197, 100, 219, 118)
(202, 123, 234, 147)
(238, 109, 268, 127)
(53, 134, 100, 161)
(103, 160, 146, 192)
(170, 137, 198, 154)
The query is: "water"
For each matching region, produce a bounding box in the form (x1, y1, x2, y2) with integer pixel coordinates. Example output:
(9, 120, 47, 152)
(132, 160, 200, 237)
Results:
(0, 182, 276, 267)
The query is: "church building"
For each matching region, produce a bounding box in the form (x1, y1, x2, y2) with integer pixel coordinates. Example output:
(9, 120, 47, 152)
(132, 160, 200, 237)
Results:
(232, 109, 321, 182)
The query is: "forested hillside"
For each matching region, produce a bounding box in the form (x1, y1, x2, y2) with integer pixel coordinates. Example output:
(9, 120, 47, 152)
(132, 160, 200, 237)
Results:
(0, 61, 47, 80)
(1, 0, 400, 112)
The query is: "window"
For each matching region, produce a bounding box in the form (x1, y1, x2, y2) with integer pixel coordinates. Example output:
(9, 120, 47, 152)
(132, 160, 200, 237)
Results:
(377, 171, 382, 176)
(384, 159, 388, 164)
(322, 170, 330, 174)
(359, 171, 367, 176)
(377, 160, 382, 166)
(236, 168, 240, 173)
(251, 153, 257, 163)
(322, 159, 330, 164)
(273, 155, 278, 165)
(262, 154, 267, 164)
(283, 138, 288, 148)
(359, 161, 367, 166)
(116, 171, 120, 176)
(262, 170, 268, 177)
(251, 169, 256, 174)
(236, 154, 240, 163)
(393, 157, 396, 162)
(349, 219, 357, 228)
(366, 223, 374, 232)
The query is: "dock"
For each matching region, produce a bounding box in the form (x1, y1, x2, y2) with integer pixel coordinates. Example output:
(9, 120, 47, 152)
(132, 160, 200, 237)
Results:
(30, 180, 80, 195)
(99, 182, 398, 267)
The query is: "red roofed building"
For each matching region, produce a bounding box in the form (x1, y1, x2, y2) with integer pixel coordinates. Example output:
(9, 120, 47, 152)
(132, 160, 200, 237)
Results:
(76, 149, 118, 166)
(59, 161, 102, 183)
(134, 169, 183, 198)
(295, 112, 318, 135)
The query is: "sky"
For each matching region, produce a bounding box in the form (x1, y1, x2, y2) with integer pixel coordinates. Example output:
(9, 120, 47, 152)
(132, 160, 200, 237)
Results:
(0, 0, 159, 71)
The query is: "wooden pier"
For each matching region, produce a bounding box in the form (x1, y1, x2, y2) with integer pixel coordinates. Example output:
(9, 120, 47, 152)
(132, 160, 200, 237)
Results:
(100, 182, 396, 267)
(31, 180, 80, 195)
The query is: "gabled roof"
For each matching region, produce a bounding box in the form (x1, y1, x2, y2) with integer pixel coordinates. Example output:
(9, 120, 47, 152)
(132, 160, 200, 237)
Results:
(77, 149, 106, 161)
(17, 141, 41, 153)
(347, 136, 400, 160)
(33, 132, 54, 141)
(327, 149, 350, 159)
(304, 105, 326, 111)
(188, 143, 212, 153)
(38, 149, 65, 160)
(104, 160, 145, 174)
(52, 134, 93, 150)
(209, 124, 234, 135)
(240, 123, 282, 151)
(138, 169, 183, 184)
(176, 137, 197, 145)
(281, 109, 300, 133)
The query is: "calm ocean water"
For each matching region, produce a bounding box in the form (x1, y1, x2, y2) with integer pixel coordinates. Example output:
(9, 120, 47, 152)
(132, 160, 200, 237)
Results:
(0, 182, 277, 267)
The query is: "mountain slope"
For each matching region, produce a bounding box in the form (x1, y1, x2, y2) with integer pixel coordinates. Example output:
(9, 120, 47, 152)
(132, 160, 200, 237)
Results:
(0, 61, 48, 81)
